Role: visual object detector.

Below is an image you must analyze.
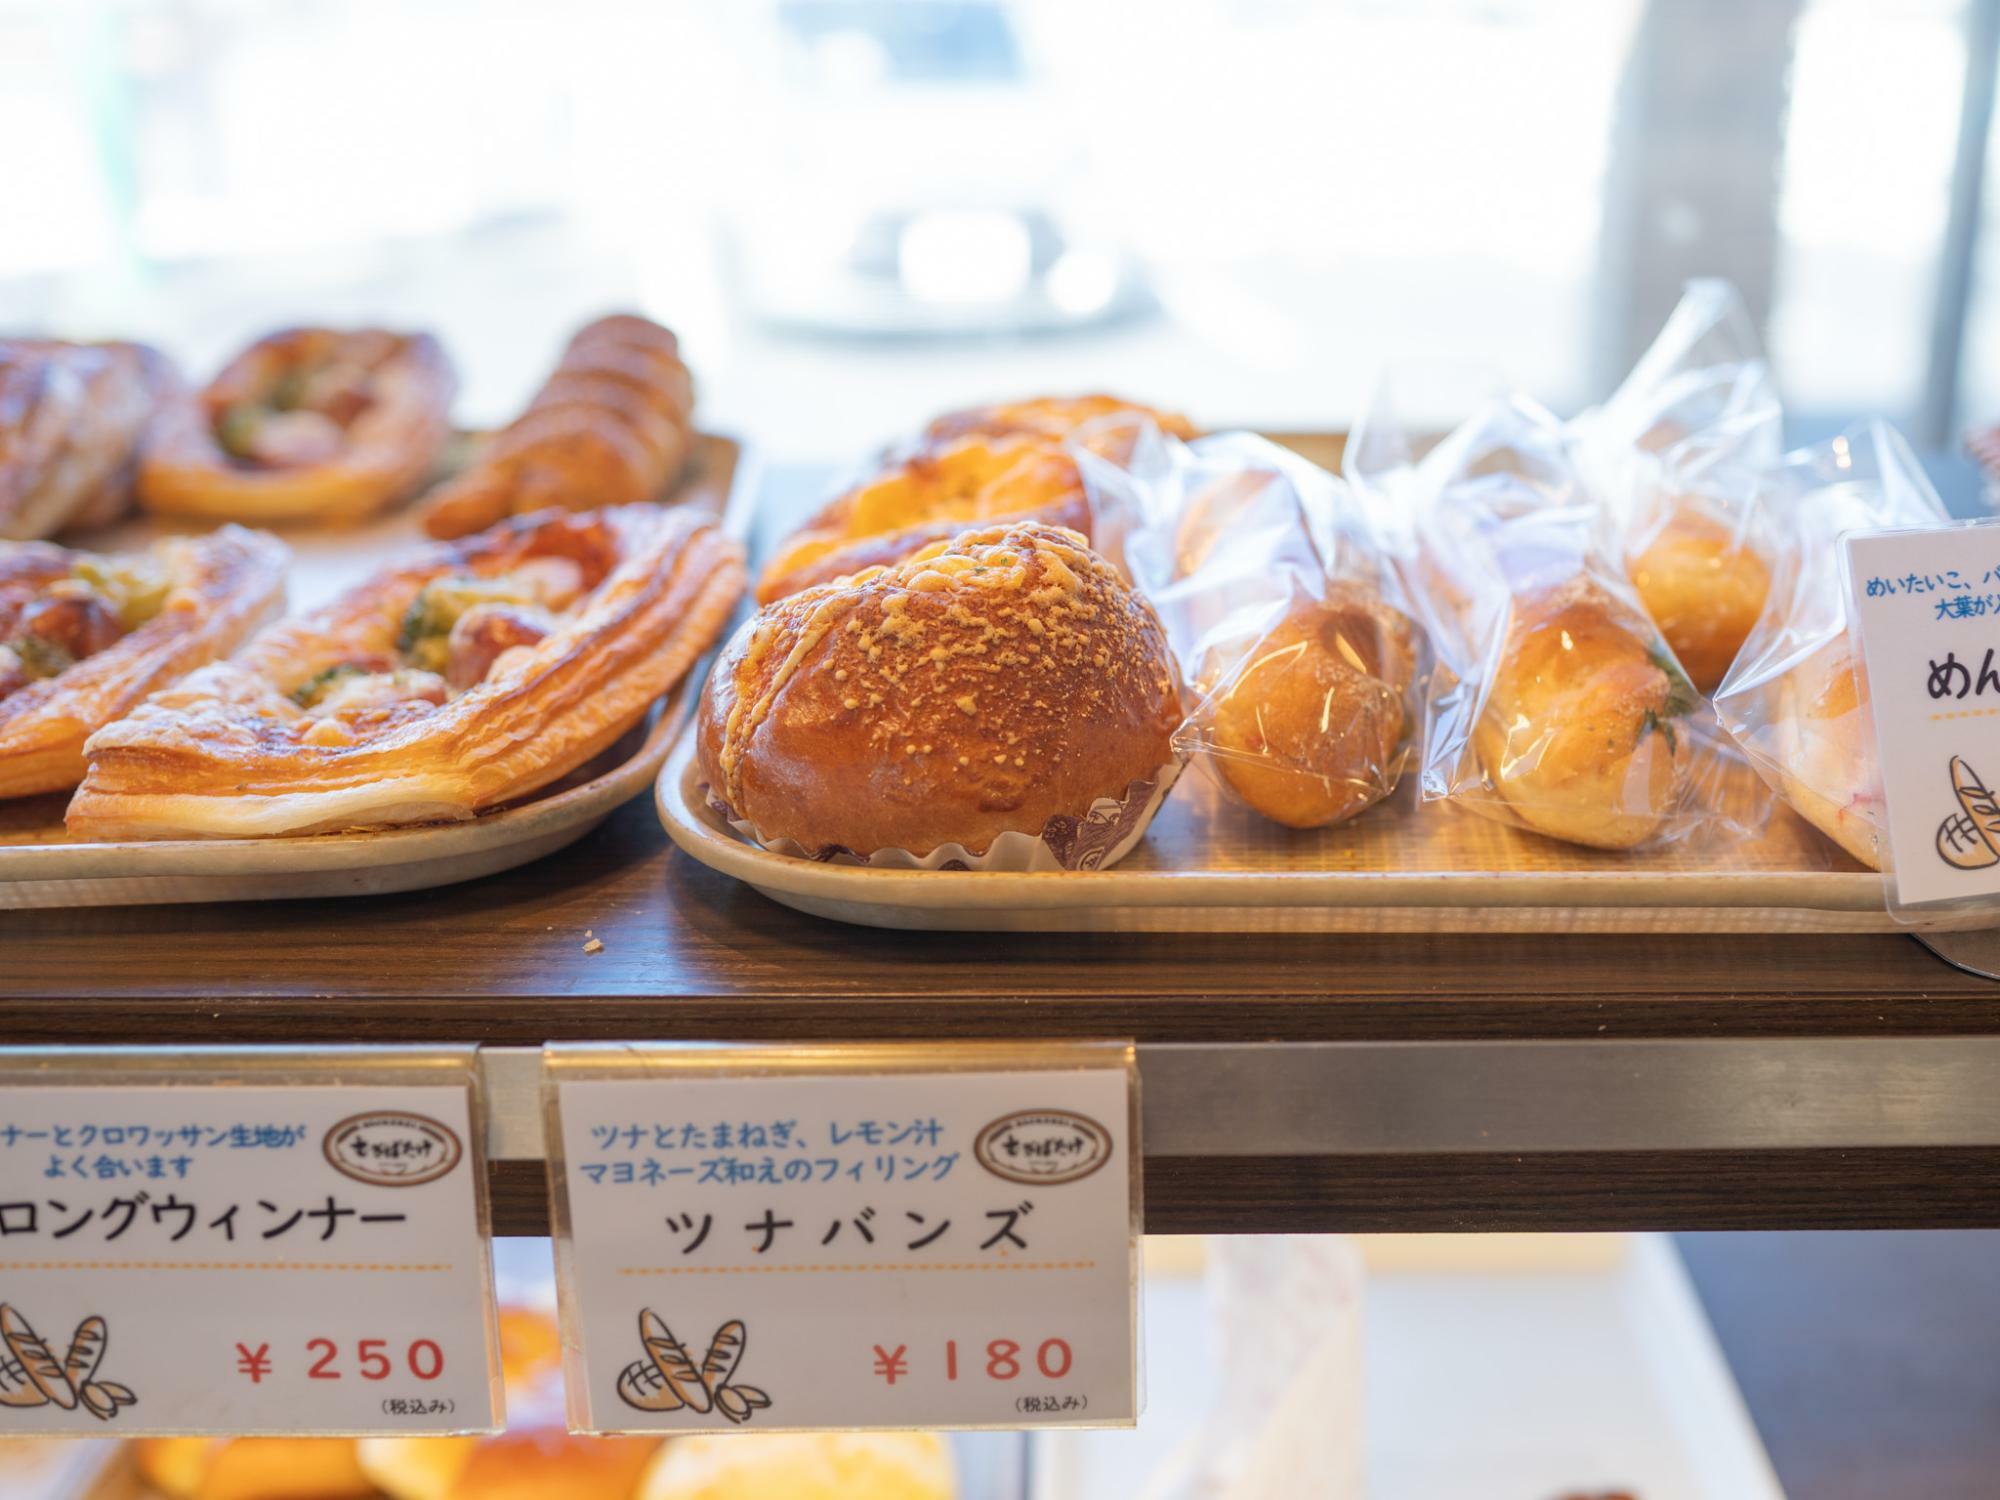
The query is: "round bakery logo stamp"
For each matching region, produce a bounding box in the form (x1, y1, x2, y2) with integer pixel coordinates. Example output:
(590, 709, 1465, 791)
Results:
(324, 1111, 464, 1187)
(974, 1109, 1114, 1186)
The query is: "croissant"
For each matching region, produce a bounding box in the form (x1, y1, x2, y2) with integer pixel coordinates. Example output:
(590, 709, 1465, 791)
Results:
(67, 505, 743, 839)
(139, 328, 455, 524)
(420, 314, 695, 539)
(0, 338, 174, 540)
(756, 437, 1087, 603)
(1471, 576, 1695, 849)
(0, 526, 286, 798)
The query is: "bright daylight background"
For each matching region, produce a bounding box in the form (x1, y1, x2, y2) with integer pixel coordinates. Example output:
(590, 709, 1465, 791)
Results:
(0, 0, 1995, 465)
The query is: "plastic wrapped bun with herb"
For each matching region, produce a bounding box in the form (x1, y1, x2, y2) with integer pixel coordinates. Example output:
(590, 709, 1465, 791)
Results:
(1387, 394, 1724, 851)
(1573, 279, 1782, 693)
(1080, 427, 1418, 831)
(1714, 421, 1949, 870)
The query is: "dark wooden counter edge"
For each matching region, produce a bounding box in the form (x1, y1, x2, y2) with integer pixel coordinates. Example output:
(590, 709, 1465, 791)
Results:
(489, 1148, 2000, 1236)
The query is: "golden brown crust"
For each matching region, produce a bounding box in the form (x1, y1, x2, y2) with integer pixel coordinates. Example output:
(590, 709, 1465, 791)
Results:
(443, 1431, 660, 1500)
(0, 526, 287, 797)
(138, 328, 455, 524)
(1210, 584, 1417, 828)
(757, 439, 1085, 604)
(66, 504, 743, 839)
(134, 1437, 376, 1500)
(0, 339, 174, 540)
(636, 1432, 955, 1500)
(420, 315, 695, 539)
(1471, 576, 1693, 849)
(700, 521, 1180, 858)
(921, 394, 1197, 451)
(1775, 638, 1881, 868)
(1626, 506, 1770, 692)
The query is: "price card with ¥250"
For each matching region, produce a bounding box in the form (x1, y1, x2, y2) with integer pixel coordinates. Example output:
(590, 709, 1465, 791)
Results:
(545, 1042, 1140, 1433)
(0, 1048, 502, 1436)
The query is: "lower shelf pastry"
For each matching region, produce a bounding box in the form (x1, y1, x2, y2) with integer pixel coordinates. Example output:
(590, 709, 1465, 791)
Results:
(0, 337, 175, 540)
(0, 526, 287, 798)
(702, 520, 1182, 864)
(138, 328, 456, 524)
(419, 315, 695, 540)
(1771, 637, 1880, 867)
(918, 393, 1196, 452)
(65, 504, 743, 839)
(634, 1432, 956, 1500)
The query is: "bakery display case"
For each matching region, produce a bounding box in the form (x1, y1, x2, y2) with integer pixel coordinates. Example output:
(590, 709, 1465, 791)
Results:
(10, 0, 2000, 1496)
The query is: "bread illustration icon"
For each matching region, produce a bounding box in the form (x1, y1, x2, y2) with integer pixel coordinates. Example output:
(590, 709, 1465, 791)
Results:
(616, 1310, 769, 1422)
(1938, 756, 2000, 870)
(0, 1305, 133, 1420)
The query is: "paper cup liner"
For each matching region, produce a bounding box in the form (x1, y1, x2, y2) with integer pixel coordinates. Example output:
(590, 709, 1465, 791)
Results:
(707, 758, 1183, 872)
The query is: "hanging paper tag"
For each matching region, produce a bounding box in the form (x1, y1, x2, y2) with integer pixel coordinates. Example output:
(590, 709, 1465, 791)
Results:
(545, 1042, 1139, 1433)
(0, 1049, 501, 1435)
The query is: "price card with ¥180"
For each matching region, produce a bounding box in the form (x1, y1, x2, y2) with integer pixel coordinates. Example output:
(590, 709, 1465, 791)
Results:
(0, 1049, 502, 1436)
(545, 1042, 1140, 1434)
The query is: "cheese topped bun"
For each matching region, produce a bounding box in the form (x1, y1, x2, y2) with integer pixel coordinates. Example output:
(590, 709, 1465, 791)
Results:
(701, 521, 1181, 860)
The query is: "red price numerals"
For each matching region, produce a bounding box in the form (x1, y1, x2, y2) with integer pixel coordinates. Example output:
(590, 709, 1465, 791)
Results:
(944, 1337, 1073, 1381)
(305, 1338, 446, 1381)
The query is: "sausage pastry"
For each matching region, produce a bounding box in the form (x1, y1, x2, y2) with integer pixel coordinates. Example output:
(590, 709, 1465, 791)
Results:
(0, 338, 175, 540)
(67, 504, 743, 838)
(139, 327, 456, 524)
(0, 526, 286, 798)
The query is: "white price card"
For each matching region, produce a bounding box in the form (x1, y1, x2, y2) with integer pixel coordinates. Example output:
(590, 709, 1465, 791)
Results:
(545, 1042, 1139, 1434)
(1847, 520, 2000, 911)
(0, 1049, 501, 1436)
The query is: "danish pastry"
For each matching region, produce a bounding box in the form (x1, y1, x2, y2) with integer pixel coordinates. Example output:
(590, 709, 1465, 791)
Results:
(67, 504, 742, 839)
(756, 437, 1087, 604)
(419, 315, 695, 539)
(920, 393, 1195, 452)
(0, 338, 174, 539)
(0, 526, 286, 798)
(1472, 576, 1696, 849)
(1209, 584, 1417, 828)
(702, 521, 1180, 859)
(139, 328, 456, 524)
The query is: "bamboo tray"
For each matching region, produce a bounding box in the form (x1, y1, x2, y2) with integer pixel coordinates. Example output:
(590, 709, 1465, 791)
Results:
(657, 720, 1998, 936)
(0, 435, 746, 909)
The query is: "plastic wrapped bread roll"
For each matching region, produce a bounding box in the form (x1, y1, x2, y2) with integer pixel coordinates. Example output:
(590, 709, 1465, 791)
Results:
(1380, 395, 1714, 850)
(1715, 420, 1949, 870)
(1574, 280, 1781, 692)
(1082, 429, 1421, 831)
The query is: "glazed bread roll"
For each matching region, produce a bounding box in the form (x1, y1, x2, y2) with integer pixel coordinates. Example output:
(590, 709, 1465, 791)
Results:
(133, 1438, 375, 1500)
(139, 328, 455, 524)
(636, 1432, 956, 1500)
(1209, 583, 1417, 828)
(1626, 505, 1770, 692)
(701, 521, 1181, 859)
(0, 338, 174, 539)
(1472, 576, 1695, 849)
(420, 315, 694, 539)
(1773, 637, 1881, 867)
(756, 437, 1085, 604)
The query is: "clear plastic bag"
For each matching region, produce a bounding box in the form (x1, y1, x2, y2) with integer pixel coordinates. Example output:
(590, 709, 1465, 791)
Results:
(1352, 390, 1760, 851)
(1079, 428, 1419, 830)
(1714, 420, 1949, 870)
(1573, 280, 1783, 693)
